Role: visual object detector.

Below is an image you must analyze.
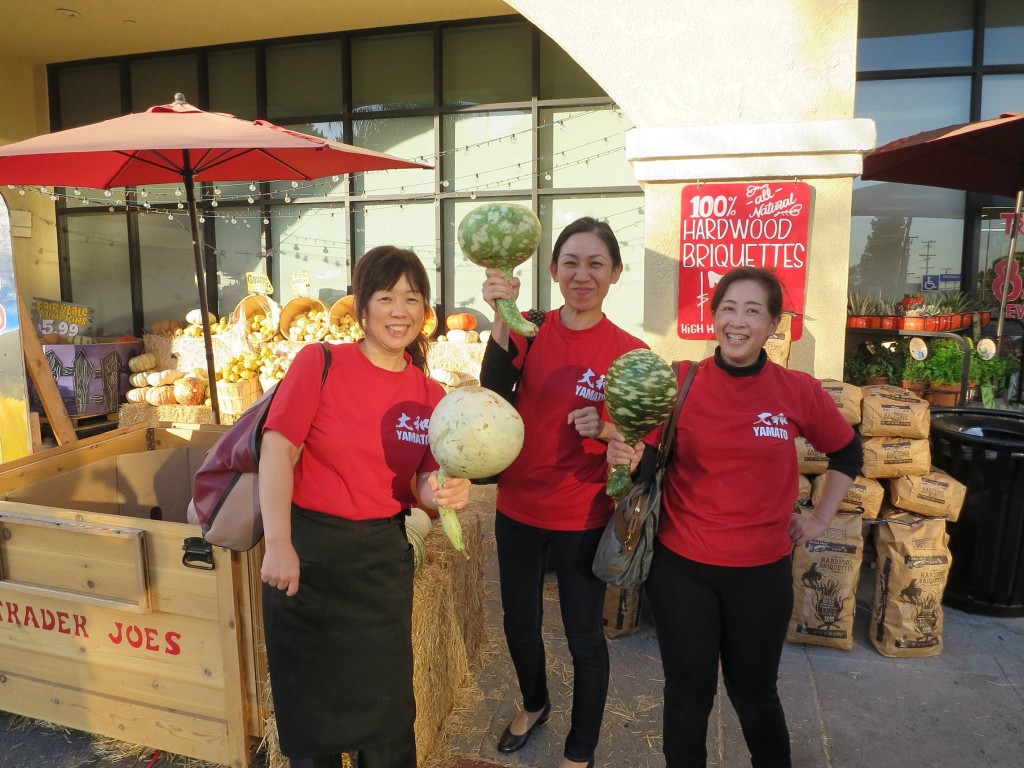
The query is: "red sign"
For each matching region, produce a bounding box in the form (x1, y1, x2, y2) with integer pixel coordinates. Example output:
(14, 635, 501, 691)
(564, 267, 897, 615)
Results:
(678, 182, 811, 340)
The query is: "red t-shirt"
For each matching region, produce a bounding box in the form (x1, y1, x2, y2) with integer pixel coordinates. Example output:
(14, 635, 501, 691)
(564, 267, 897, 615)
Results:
(654, 357, 854, 566)
(496, 310, 647, 531)
(263, 343, 443, 520)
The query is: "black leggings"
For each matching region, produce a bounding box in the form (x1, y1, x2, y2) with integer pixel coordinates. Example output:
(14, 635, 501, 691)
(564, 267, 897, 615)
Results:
(646, 541, 793, 768)
(495, 511, 609, 762)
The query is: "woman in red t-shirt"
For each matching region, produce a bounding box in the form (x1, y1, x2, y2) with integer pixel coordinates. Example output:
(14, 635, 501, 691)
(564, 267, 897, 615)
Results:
(607, 266, 860, 768)
(258, 246, 470, 768)
(480, 217, 646, 768)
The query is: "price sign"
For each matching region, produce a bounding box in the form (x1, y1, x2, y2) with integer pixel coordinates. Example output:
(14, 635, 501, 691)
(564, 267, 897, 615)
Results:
(30, 298, 94, 338)
(678, 182, 811, 340)
(246, 272, 273, 296)
(289, 271, 312, 298)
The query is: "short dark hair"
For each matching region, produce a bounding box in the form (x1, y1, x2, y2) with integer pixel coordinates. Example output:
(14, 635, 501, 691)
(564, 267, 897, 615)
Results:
(551, 217, 622, 268)
(710, 266, 783, 318)
(352, 246, 432, 371)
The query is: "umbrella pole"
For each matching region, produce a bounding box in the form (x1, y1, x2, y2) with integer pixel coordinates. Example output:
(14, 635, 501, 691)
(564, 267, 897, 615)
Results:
(995, 189, 1024, 354)
(183, 156, 221, 424)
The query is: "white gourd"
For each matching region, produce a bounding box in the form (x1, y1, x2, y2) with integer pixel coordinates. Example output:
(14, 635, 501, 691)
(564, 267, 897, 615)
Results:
(128, 353, 157, 373)
(129, 372, 150, 388)
(146, 368, 185, 387)
(145, 385, 177, 406)
(126, 387, 152, 403)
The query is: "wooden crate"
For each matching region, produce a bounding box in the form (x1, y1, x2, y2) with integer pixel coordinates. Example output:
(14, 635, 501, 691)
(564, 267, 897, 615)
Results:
(216, 377, 262, 415)
(0, 423, 483, 767)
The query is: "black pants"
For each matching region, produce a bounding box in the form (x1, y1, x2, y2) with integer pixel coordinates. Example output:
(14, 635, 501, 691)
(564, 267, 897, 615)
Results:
(646, 541, 793, 768)
(495, 511, 609, 762)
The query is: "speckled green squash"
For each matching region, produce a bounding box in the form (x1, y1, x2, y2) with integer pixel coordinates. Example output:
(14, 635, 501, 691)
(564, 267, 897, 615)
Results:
(457, 203, 542, 337)
(604, 349, 678, 499)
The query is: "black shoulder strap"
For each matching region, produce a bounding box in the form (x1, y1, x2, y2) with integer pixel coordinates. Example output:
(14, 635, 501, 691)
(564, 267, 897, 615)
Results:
(320, 341, 333, 385)
(656, 361, 697, 469)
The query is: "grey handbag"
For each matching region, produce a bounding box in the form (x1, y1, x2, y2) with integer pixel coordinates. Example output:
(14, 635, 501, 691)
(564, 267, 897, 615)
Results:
(592, 361, 697, 588)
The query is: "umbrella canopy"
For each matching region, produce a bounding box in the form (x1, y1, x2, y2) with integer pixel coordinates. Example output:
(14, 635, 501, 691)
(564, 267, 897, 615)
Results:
(862, 112, 1024, 343)
(0, 94, 431, 422)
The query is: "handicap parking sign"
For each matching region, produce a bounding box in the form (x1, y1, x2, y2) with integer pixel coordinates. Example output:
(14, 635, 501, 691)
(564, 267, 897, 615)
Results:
(922, 274, 940, 291)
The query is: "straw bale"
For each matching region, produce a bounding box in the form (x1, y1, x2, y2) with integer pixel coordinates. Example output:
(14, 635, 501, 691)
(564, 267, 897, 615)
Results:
(118, 402, 215, 428)
(428, 341, 486, 379)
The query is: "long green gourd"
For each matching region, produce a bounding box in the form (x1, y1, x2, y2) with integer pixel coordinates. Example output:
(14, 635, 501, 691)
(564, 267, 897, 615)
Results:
(457, 203, 542, 337)
(603, 349, 678, 499)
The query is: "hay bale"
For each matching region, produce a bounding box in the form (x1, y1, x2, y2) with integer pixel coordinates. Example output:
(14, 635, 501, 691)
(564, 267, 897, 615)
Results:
(428, 341, 486, 380)
(118, 402, 215, 428)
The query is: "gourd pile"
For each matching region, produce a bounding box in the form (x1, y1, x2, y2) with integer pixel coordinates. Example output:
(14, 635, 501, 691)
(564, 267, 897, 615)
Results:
(125, 353, 210, 407)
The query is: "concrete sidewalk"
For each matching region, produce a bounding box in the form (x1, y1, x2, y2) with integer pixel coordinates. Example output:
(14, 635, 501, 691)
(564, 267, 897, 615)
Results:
(452, 501, 1024, 768)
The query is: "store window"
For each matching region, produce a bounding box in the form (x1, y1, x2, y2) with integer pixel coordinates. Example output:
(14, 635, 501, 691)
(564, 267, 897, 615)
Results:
(538, 107, 635, 190)
(980, 74, 1024, 119)
(266, 40, 344, 118)
(442, 110, 533, 192)
(442, 23, 532, 106)
(857, 0, 974, 72)
(57, 64, 122, 129)
(984, 0, 1024, 65)
(539, 32, 604, 100)
(214, 216, 266, 316)
(353, 202, 439, 304)
(138, 214, 200, 326)
(209, 48, 258, 119)
(351, 32, 434, 111)
(130, 55, 199, 111)
(352, 116, 435, 197)
(64, 215, 133, 336)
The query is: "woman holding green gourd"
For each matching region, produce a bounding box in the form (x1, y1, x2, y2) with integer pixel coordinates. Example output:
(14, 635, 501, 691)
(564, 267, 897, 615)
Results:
(478, 214, 646, 768)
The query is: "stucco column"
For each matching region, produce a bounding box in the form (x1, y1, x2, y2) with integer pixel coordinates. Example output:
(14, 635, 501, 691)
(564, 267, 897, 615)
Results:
(506, 0, 875, 377)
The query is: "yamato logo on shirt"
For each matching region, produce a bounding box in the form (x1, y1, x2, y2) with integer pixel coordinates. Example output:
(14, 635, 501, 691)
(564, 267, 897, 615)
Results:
(575, 368, 606, 403)
(752, 411, 790, 439)
(395, 412, 431, 445)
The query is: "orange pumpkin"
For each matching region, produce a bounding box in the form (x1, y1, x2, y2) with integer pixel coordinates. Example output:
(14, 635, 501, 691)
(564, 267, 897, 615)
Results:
(445, 312, 478, 331)
(173, 376, 206, 406)
(422, 306, 438, 337)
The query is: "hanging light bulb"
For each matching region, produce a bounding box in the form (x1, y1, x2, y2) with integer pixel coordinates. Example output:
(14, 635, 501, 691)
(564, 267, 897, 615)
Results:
(175, 187, 182, 197)
(211, 200, 219, 207)
(177, 202, 184, 210)
(18, 189, 26, 195)
(293, 244, 300, 251)
(140, 189, 149, 198)
(263, 217, 270, 225)
(143, 201, 151, 209)
(331, 175, 339, 182)
(323, 246, 329, 254)
(249, 182, 257, 192)
(167, 213, 174, 220)
(284, 195, 292, 203)
(103, 189, 112, 197)
(247, 196, 255, 204)
(198, 215, 206, 223)
(109, 206, 115, 212)
(470, 191, 477, 200)
(213, 187, 222, 195)
(50, 194, 59, 201)
(441, 180, 450, 188)
(291, 181, 299, 188)
(73, 188, 81, 196)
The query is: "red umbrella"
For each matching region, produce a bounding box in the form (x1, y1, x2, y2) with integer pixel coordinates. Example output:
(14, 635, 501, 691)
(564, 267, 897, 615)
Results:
(0, 94, 431, 421)
(862, 112, 1024, 342)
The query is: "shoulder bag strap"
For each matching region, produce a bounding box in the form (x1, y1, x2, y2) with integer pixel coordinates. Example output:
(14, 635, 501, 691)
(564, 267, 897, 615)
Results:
(655, 360, 697, 470)
(319, 341, 333, 385)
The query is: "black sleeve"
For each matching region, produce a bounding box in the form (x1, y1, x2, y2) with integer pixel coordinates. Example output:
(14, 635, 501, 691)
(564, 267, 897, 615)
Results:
(479, 335, 523, 405)
(826, 434, 863, 480)
(633, 443, 660, 482)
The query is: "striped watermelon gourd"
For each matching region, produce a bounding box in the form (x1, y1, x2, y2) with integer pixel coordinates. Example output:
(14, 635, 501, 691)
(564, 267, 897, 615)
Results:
(603, 349, 678, 499)
(457, 203, 542, 337)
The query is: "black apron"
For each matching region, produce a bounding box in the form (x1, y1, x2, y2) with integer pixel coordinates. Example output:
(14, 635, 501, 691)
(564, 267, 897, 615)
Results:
(263, 504, 415, 757)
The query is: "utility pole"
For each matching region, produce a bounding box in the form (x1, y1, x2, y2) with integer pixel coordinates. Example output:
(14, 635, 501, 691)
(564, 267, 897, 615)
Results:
(920, 239, 937, 278)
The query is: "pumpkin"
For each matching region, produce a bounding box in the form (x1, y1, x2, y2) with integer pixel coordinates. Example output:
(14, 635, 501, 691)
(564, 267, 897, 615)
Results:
(126, 387, 151, 403)
(146, 368, 185, 387)
(422, 305, 438, 337)
(39, 332, 66, 345)
(152, 320, 187, 335)
(129, 372, 150, 388)
(128, 353, 157, 373)
(145, 385, 178, 406)
(446, 329, 469, 344)
(185, 308, 217, 326)
(445, 312, 478, 331)
(173, 376, 206, 406)
(428, 386, 525, 553)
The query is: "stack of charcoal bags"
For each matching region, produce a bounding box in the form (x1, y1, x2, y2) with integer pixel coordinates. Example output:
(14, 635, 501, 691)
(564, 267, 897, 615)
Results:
(790, 382, 966, 657)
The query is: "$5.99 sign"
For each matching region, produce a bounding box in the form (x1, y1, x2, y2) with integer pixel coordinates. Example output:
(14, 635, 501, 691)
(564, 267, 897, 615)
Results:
(678, 182, 810, 340)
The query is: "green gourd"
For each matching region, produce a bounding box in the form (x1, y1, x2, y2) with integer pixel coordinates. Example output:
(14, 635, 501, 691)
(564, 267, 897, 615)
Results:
(457, 203, 542, 337)
(603, 349, 678, 499)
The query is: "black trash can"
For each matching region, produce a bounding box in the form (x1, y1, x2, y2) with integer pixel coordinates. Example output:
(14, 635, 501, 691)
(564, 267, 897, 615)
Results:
(929, 407, 1024, 617)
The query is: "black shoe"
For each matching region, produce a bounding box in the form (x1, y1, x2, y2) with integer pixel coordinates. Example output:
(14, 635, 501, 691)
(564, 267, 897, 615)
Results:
(496, 700, 552, 753)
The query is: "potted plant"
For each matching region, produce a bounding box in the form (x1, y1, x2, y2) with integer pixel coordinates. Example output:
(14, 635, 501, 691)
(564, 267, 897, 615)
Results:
(901, 354, 929, 397)
(924, 340, 965, 406)
(878, 298, 900, 330)
(847, 292, 876, 329)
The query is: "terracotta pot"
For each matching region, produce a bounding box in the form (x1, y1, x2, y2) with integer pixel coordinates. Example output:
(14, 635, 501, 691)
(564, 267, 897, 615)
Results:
(847, 316, 869, 328)
(924, 317, 940, 332)
(963, 311, 973, 327)
(950, 314, 962, 330)
(902, 316, 925, 331)
(926, 381, 961, 408)
(867, 316, 882, 329)
(982, 311, 992, 325)
(881, 316, 898, 330)
(865, 376, 890, 386)
(939, 314, 951, 331)
(901, 380, 927, 396)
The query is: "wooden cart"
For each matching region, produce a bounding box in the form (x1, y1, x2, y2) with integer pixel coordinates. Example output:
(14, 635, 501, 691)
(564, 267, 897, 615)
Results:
(0, 423, 483, 767)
